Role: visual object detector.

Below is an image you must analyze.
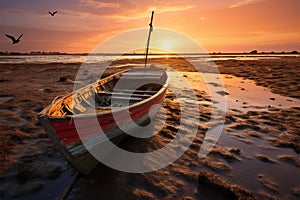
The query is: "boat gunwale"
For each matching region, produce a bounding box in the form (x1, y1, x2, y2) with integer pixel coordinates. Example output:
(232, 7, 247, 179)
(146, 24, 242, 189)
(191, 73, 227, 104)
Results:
(39, 68, 169, 120)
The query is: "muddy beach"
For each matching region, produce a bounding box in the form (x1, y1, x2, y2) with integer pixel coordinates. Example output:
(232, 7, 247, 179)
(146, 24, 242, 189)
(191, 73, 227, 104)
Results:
(0, 56, 299, 199)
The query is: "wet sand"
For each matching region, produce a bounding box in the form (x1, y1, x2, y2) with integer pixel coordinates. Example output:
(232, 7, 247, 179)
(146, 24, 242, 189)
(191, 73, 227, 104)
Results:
(215, 58, 300, 99)
(0, 56, 299, 199)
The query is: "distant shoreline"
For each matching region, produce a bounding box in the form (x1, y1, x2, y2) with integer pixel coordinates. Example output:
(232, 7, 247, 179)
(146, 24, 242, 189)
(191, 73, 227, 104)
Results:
(0, 51, 299, 56)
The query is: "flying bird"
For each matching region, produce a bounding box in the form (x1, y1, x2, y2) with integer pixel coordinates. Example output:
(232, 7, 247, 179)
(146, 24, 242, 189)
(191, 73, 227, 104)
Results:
(5, 34, 23, 44)
(49, 11, 58, 16)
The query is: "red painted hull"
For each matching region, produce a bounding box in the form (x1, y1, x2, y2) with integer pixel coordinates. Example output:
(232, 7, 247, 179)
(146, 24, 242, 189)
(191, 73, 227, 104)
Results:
(51, 89, 166, 146)
(38, 68, 169, 174)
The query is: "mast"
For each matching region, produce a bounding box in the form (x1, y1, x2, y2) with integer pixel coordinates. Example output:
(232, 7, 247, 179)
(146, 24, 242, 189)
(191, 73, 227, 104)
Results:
(144, 11, 154, 68)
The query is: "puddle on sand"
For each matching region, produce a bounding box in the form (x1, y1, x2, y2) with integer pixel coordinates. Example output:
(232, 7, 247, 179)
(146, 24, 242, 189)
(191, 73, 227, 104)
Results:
(171, 72, 299, 112)
(220, 74, 299, 111)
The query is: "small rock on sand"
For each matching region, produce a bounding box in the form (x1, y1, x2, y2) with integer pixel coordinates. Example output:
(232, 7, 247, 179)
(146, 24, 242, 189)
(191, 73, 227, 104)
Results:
(227, 147, 241, 155)
(59, 76, 71, 82)
(43, 88, 52, 93)
(216, 91, 229, 96)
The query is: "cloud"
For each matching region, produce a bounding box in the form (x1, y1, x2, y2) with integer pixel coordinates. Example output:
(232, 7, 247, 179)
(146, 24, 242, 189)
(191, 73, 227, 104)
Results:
(230, 0, 253, 8)
(60, 9, 92, 18)
(109, 4, 194, 21)
(0, 8, 40, 16)
(0, 8, 19, 14)
(78, 0, 120, 9)
(149, 4, 194, 14)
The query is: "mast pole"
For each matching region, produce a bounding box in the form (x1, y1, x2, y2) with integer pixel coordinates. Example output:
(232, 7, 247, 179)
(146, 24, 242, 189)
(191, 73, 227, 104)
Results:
(144, 11, 154, 68)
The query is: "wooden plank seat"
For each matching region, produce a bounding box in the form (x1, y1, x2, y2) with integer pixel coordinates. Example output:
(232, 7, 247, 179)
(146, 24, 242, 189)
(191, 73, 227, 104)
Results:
(98, 91, 151, 98)
(123, 71, 164, 76)
(112, 89, 157, 94)
(73, 103, 87, 113)
(72, 92, 95, 108)
(116, 76, 162, 80)
(110, 96, 142, 102)
(117, 71, 163, 80)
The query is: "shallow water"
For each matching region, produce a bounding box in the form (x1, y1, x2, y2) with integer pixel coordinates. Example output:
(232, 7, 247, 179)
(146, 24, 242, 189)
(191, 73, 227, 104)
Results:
(221, 74, 298, 111)
(0, 54, 298, 64)
(178, 72, 300, 111)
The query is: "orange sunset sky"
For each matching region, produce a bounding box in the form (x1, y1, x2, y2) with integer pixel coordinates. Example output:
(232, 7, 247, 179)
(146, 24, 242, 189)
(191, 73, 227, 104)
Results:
(0, 0, 299, 53)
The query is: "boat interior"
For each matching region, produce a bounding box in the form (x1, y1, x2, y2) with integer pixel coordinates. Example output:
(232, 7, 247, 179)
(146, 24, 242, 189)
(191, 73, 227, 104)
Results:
(48, 68, 168, 117)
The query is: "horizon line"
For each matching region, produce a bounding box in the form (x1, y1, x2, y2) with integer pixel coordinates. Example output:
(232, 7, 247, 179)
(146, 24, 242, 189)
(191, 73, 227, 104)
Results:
(0, 50, 299, 56)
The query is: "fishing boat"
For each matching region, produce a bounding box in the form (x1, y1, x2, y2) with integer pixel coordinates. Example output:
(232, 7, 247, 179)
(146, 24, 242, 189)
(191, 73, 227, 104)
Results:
(39, 11, 166, 174)
(38, 66, 168, 174)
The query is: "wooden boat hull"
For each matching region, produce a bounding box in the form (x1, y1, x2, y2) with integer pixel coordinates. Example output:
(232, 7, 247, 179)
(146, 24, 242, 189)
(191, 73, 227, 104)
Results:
(38, 68, 168, 174)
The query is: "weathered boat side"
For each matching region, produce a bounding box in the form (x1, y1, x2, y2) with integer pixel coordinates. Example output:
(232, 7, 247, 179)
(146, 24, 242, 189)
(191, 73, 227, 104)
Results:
(39, 109, 98, 174)
(38, 67, 169, 174)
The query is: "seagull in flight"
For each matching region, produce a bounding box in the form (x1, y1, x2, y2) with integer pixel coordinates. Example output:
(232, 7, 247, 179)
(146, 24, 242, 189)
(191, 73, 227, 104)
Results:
(5, 34, 23, 44)
(49, 11, 58, 16)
